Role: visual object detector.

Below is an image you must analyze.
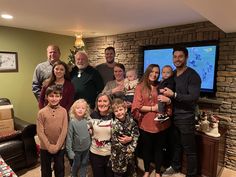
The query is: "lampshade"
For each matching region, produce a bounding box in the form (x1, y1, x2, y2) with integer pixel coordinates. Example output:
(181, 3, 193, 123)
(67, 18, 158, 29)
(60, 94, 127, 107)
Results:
(75, 34, 85, 47)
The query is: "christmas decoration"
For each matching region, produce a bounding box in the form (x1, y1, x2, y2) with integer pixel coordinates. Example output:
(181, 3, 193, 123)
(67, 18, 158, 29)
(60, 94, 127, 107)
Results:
(67, 34, 85, 66)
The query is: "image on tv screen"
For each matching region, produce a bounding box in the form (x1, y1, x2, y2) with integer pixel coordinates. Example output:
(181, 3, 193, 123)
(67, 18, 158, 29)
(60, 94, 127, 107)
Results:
(144, 45, 217, 92)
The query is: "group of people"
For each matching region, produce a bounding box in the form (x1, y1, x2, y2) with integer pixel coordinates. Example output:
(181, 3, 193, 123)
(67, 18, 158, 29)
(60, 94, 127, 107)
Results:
(33, 45, 201, 177)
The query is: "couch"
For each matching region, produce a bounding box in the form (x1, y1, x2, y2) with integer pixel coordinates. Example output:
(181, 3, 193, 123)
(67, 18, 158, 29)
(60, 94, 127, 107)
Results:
(0, 98, 38, 171)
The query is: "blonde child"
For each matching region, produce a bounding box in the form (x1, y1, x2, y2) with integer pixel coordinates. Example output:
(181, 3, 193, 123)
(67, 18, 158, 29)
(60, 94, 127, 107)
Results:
(66, 99, 92, 177)
(124, 69, 139, 103)
(36, 85, 68, 177)
(110, 98, 139, 177)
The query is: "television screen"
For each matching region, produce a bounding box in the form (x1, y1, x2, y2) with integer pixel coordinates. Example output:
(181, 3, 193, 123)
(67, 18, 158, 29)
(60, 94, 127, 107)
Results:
(143, 42, 218, 96)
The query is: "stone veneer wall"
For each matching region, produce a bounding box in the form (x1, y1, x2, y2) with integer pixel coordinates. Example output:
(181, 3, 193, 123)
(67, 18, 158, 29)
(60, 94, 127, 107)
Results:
(84, 21, 236, 170)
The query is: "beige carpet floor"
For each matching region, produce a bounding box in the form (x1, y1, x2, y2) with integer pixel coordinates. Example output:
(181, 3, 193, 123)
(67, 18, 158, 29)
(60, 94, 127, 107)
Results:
(16, 158, 236, 177)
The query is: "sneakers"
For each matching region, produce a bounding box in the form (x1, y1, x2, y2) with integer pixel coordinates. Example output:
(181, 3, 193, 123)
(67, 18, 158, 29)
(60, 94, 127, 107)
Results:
(162, 166, 178, 176)
(154, 114, 170, 122)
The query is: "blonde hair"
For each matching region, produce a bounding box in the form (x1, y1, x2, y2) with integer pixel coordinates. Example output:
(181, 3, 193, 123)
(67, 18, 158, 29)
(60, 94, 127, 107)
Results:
(69, 99, 90, 119)
(126, 69, 137, 78)
(162, 65, 173, 72)
(111, 98, 127, 111)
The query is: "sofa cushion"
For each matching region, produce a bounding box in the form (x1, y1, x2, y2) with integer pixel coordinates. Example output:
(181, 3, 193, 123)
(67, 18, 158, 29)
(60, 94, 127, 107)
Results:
(0, 130, 21, 143)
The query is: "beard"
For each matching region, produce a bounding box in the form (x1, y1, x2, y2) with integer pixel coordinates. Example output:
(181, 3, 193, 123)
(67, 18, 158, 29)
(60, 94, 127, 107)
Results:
(107, 58, 114, 64)
(76, 63, 88, 70)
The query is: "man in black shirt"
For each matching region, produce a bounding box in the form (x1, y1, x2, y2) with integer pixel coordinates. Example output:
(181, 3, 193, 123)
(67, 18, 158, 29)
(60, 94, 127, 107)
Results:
(162, 46, 201, 177)
(70, 51, 104, 109)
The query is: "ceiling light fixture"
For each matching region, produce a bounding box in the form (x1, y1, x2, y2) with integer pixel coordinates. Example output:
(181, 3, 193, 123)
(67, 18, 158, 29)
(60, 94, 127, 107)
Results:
(1, 14, 13, 20)
(74, 33, 85, 48)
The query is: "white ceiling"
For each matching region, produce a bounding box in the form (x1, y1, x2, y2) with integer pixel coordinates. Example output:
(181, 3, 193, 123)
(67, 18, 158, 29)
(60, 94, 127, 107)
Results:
(0, 0, 235, 38)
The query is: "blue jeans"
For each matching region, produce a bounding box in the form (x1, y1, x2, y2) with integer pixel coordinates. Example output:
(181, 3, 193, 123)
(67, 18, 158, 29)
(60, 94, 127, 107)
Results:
(71, 149, 90, 177)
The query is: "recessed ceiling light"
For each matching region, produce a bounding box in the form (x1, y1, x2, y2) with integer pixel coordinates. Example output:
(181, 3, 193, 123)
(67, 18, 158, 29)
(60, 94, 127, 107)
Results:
(1, 14, 13, 20)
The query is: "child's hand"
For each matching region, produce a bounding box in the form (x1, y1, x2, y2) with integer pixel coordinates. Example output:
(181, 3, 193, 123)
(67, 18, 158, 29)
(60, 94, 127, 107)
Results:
(89, 128, 93, 135)
(159, 88, 165, 93)
(48, 144, 58, 154)
(118, 135, 132, 144)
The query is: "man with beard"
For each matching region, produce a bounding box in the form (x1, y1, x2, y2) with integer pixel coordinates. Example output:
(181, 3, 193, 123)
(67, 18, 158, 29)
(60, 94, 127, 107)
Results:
(96, 47, 117, 85)
(70, 51, 104, 109)
(162, 46, 201, 177)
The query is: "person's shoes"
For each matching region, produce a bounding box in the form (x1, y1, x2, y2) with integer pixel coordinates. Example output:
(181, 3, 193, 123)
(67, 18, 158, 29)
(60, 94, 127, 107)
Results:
(162, 166, 178, 176)
(154, 114, 169, 122)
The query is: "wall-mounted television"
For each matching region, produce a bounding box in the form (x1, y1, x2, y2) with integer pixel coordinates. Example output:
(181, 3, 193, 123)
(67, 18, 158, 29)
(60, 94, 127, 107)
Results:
(143, 41, 219, 97)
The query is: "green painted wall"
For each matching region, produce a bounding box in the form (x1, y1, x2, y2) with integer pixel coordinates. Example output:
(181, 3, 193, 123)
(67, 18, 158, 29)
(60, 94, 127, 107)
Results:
(0, 26, 74, 123)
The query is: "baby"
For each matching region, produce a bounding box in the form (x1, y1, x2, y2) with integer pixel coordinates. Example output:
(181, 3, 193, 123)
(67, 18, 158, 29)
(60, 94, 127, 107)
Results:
(124, 69, 139, 103)
(155, 65, 175, 121)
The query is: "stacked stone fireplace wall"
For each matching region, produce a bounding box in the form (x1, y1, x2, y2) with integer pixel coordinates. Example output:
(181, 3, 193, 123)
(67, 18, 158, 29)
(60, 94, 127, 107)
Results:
(84, 21, 236, 170)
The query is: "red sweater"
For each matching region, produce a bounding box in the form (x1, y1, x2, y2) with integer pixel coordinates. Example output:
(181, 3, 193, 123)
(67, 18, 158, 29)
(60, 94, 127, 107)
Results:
(38, 80, 75, 112)
(131, 83, 171, 133)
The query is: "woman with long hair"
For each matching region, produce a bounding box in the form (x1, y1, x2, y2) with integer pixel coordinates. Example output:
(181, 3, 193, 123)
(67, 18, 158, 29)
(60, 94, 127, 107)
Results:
(39, 60, 75, 111)
(132, 64, 172, 177)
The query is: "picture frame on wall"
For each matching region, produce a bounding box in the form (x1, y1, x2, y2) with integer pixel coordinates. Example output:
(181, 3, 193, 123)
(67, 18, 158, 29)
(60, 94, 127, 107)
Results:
(0, 51, 18, 72)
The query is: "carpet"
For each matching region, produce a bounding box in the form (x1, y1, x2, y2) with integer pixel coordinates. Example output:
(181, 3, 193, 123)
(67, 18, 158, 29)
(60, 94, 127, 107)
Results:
(16, 158, 185, 177)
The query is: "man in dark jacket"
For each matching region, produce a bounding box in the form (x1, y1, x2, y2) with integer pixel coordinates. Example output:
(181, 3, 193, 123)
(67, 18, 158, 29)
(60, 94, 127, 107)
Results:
(70, 51, 104, 109)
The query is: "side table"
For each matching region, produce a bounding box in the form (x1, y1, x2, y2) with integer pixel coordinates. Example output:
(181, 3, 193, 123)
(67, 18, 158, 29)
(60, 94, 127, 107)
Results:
(181, 127, 226, 177)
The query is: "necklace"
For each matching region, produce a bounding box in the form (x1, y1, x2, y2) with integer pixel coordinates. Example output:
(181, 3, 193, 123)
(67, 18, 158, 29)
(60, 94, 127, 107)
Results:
(55, 78, 64, 85)
(77, 69, 84, 78)
(77, 71, 81, 78)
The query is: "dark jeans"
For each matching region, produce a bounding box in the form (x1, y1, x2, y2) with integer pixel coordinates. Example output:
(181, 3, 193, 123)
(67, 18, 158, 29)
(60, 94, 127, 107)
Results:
(158, 102, 165, 114)
(163, 125, 176, 167)
(125, 95, 134, 103)
(89, 151, 114, 177)
(171, 123, 197, 177)
(40, 149, 65, 177)
(140, 129, 167, 173)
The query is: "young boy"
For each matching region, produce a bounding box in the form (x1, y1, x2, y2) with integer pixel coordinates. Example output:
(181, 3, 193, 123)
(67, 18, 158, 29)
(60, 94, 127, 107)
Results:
(110, 98, 140, 177)
(36, 85, 68, 177)
(124, 69, 139, 103)
(155, 65, 175, 121)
